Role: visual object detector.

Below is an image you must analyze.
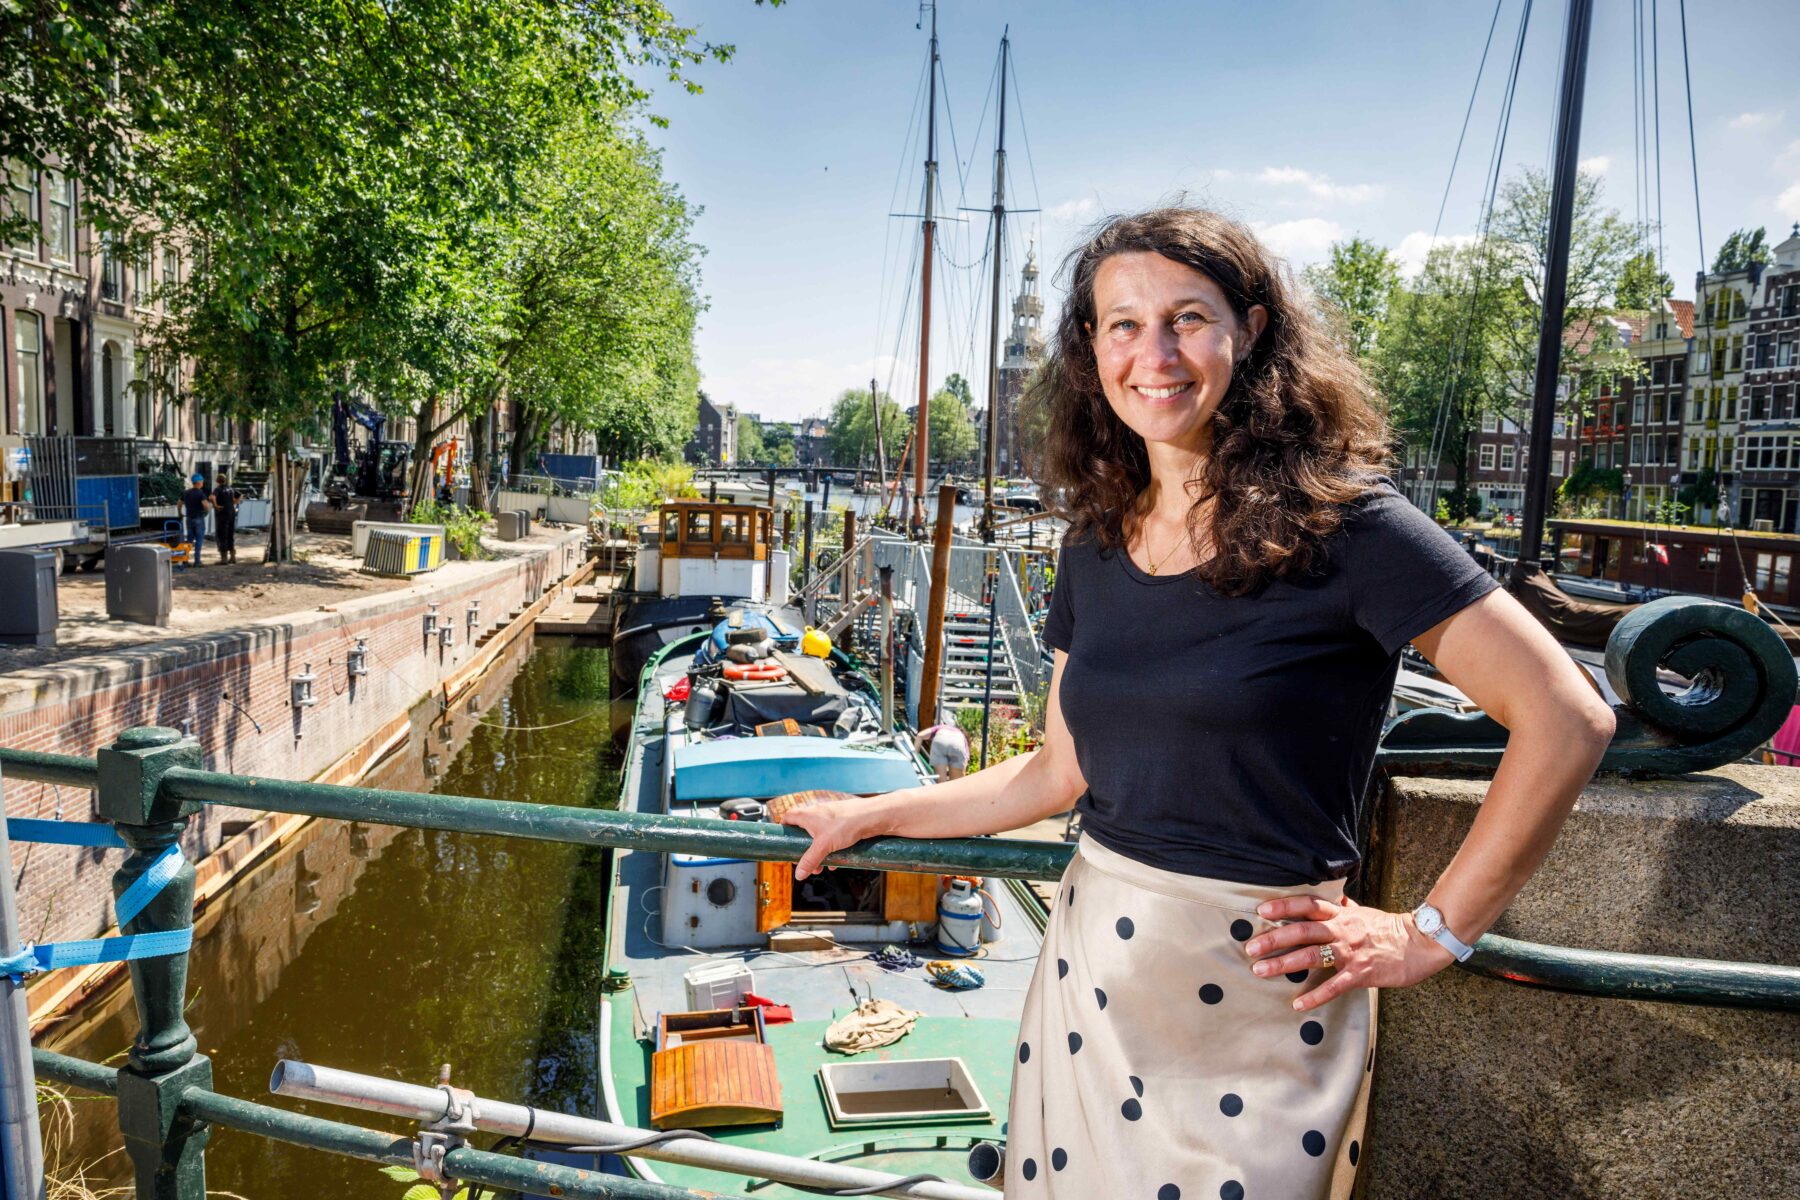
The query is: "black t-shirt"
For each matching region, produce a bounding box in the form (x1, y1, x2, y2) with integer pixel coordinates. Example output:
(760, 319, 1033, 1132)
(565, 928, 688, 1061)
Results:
(212, 486, 238, 519)
(180, 488, 210, 519)
(1043, 478, 1497, 886)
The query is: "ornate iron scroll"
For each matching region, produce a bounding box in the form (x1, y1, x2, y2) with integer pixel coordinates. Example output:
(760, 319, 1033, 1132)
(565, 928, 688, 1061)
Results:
(1378, 596, 1799, 775)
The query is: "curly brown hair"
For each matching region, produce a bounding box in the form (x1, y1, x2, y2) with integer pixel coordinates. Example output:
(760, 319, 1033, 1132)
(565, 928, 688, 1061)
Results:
(1026, 206, 1392, 596)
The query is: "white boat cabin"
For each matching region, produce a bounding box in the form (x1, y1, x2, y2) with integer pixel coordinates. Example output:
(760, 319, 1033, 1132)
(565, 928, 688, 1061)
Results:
(635, 500, 791, 604)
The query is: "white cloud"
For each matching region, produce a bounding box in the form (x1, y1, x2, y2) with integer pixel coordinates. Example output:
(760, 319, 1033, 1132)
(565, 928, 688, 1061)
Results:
(1393, 230, 1479, 277)
(701, 354, 898, 423)
(1250, 218, 1344, 264)
(1253, 166, 1379, 204)
(1730, 111, 1782, 130)
(1046, 196, 1102, 225)
(1579, 155, 1611, 176)
(1779, 182, 1800, 223)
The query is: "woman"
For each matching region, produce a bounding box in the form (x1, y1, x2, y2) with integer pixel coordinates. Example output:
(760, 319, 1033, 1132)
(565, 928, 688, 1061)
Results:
(780, 207, 1614, 1199)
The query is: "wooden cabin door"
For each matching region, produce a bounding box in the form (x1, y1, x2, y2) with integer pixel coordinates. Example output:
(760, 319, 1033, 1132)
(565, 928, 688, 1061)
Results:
(756, 860, 791, 932)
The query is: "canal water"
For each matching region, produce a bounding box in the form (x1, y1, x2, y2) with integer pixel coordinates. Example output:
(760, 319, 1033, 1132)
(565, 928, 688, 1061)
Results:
(46, 637, 623, 1196)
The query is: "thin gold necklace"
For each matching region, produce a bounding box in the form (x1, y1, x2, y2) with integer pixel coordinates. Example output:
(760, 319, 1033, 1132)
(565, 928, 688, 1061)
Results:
(1144, 524, 1187, 575)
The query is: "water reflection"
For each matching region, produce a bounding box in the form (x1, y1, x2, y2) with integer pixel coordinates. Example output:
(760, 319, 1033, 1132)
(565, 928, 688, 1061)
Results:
(47, 638, 623, 1196)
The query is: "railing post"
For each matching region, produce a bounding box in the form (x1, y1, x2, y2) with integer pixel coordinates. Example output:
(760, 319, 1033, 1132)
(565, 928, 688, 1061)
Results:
(95, 727, 212, 1200)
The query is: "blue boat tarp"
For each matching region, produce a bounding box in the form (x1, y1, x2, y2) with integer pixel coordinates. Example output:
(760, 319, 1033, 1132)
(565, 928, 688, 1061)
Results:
(672, 737, 919, 800)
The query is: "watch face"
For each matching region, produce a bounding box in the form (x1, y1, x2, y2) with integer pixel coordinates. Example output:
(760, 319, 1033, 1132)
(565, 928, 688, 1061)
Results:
(1415, 904, 1443, 936)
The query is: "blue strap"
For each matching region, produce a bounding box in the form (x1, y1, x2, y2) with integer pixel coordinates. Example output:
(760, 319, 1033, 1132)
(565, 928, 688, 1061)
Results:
(2, 841, 189, 983)
(2, 928, 193, 983)
(5, 819, 128, 849)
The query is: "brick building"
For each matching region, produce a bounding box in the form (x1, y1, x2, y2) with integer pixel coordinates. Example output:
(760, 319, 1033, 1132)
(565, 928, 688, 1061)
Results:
(1737, 225, 1800, 531)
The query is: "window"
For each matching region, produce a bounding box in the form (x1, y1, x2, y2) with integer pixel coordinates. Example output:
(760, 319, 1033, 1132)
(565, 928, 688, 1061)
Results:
(1723, 435, 1736, 467)
(1552, 450, 1566, 476)
(100, 230, 121, 301)
(1777, 385, 1794, 421)
(1731, 336, 1744, 370)
(47, 172, 71, 263)
(1726, 386, 1738, 422)
(1779, 337, 1797, 368)
(1751, 388, 1769, 421)
(1479, 444, 1496, 471)
(1699, 546, 1719, 570)
(1733, 293, 1747, 319)
(1612, 439, 1625, 468)
(5, 163, 37, 256)
(1755, 335, 1776, 369)
(14, 310, 43, 434)
(662, 511, 679, 543)
(719, 511, 747, 543)
(1688, 436, 1700, 468)
(1672, 359, 1685, 385)
(132, 243, 152, 308)
(1481, 412, 1498, 433)
(1633, 394, 1647, 423)
(161, 247, 179, 302)
(1630, 435, 1643, 465)
(1499, 444, 1515, 471)
(1665, 434, 1679, 466)
(685, 509, 713, 542)
(1651, 393, 1665, 423)
(1652, 360, 1668, 386)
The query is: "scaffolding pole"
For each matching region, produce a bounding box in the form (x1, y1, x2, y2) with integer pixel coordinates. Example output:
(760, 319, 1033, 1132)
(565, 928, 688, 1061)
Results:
(1, 796, 48, 1200)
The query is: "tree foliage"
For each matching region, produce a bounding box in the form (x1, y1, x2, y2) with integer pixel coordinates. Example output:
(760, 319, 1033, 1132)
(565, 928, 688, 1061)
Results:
(1711, 227, 1769, 273)
(927, 387, 978, 469)
(1303, 237, 1400, 362)
(826, 389, 905, 466)
(736, 413, 765, 464)
(1616, 251, 1674, 310)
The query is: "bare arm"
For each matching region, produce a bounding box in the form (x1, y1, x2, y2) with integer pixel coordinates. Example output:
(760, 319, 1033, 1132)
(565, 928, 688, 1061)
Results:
(782, 650, 1087, 877)
(1252, 588, 1615, 1011)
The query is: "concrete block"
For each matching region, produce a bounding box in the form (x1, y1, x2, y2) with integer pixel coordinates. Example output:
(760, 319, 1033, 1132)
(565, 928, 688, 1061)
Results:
(1363, 766, 1800, 1198)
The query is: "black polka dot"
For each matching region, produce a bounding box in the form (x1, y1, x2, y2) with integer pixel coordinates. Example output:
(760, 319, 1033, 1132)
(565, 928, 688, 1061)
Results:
(1116, 916, 1135, 940)
(1019, 1041, 1031, 1063)
(1068, 1031, 1083, 1054)
(1302, 1129, 1327, 1157)
(1121, 1097, 1143, 1121)
(1158, 1186, 1181, 1200)
(1220, 1183, 1244, 1200)
(1300, 1021, 1324, 1046)
(1219, 1092, 1243, 1117)
(1286, 969, 1309, 983)
(1349, 1140, 1360, 1166)
(1067, 884, 1075, 906)
(1095, 987, 1108, 1009)
(1229, 919, 1254, 942)
(1022, 1158, 1037, 1181)
(1198, 983, 1224, 1005)
(1129, 1075, 1144, 1097)
(1057, 958, 1069, 979)
(1052, 1148, 1068, 1172)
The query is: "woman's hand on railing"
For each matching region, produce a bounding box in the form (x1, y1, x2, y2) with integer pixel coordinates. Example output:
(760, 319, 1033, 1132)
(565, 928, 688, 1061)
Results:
(778, 792, 909, 879)
(1241, 895, 1455, 1014)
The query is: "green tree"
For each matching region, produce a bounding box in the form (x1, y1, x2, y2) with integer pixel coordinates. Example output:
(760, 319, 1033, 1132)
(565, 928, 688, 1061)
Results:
(1711, 227, 1769, 273)
(826, 388, 905, 465)
(942, 373, 975, 409)
(927, 387, 977, 469)
(1303, 237, 1400, 361)
(737, 413, 766, 463)
(761, 421, 798, 467)
(1616, 250, 1674, 310)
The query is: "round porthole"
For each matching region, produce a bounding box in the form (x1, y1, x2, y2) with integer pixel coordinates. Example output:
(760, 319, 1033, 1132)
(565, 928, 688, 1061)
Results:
(706, 878, 737, 908)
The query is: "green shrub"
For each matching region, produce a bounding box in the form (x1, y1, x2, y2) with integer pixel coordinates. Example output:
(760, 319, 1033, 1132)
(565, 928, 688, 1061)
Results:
(410, 498, 489, 560)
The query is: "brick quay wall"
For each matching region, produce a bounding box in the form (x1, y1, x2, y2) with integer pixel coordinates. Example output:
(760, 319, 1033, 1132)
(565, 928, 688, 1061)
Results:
(1, 528, 588, 966)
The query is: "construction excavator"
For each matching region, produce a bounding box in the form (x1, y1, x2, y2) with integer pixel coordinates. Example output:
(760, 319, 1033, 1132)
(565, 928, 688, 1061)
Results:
(303, 396, 413, 535)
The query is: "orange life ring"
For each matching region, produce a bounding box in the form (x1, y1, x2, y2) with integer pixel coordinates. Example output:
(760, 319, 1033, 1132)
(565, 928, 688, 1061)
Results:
(723, 662, 788, 682)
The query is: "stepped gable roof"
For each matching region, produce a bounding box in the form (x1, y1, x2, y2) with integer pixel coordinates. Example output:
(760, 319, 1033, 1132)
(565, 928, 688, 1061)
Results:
(1668, 298, 1695, 338)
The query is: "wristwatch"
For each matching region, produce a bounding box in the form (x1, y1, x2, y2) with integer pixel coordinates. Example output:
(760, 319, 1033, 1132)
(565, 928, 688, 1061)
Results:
(1412, 901, 1476, 962)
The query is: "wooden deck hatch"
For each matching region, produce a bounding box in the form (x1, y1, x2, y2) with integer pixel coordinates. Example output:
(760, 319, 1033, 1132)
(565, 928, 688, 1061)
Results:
(650, 1008, 783, 1128)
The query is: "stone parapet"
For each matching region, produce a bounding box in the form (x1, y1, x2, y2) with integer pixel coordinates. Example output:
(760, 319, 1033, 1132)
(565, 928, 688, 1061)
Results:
(1362, 765, 1799, 1198)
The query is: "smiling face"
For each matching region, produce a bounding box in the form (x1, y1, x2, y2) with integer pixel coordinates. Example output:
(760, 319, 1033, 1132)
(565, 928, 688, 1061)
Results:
(1087, 251, 1266, 458)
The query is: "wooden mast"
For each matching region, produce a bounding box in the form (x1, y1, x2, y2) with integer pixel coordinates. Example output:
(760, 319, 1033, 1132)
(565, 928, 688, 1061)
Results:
(911, 2, 939, 537)
(982, 31, 1010, 542)
(1514, 0, 1596, 582)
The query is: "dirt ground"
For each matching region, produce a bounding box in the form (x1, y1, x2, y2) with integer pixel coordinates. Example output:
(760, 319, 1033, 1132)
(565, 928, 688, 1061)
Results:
(0, 529, 414, 671)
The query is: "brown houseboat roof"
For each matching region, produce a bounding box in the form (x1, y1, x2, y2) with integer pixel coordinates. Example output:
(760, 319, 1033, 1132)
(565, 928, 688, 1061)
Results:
(1548, 517, 1800, 545)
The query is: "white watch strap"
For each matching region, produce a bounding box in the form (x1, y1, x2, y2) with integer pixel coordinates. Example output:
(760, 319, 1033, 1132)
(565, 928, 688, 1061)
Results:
(1416, 902, 1477, 962)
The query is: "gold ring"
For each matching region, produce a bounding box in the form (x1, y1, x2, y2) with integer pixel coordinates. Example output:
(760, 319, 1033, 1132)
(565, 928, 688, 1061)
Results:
(1317, 944, 1339, 970)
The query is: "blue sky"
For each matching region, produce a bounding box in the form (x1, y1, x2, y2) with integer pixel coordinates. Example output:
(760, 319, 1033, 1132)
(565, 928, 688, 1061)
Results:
(642, 0, 1800, 423)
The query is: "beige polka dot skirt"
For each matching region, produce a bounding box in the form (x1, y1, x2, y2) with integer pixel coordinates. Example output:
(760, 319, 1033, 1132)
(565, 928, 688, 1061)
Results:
(1006, 836, 1375, 1200)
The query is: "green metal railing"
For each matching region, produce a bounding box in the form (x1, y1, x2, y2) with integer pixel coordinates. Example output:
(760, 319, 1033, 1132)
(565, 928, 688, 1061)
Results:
(4, 592, 1800, 1196)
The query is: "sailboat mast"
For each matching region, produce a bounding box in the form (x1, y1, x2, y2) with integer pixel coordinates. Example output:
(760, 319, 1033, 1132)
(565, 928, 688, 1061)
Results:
(913, 3, 939, 535)
(1515, 0, 1596, 581)
(982, 32, 1010, 543)
(870, 375, 886, 512)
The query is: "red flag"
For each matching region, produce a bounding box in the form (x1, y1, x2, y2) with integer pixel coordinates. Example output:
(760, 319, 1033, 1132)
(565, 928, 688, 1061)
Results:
(1649, 543, 1669, 565)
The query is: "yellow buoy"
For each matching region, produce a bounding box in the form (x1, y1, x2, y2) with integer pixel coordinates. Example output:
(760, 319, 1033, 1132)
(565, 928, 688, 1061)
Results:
(801, 626, 832, 658)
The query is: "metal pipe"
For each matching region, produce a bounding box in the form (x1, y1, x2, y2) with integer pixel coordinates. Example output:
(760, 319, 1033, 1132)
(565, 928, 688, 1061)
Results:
(880, 564, 896, 732)
(271, 1061, 994, 1200)
(0, 809, 46, 1200)
(160, 764, 1073, 881)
